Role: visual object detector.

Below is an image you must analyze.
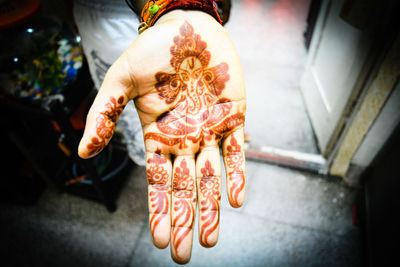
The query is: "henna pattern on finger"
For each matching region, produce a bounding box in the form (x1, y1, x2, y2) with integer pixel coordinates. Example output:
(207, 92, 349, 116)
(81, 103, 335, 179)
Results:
(144, 22, 245, 148)
(147, 150, 168, 185)
(199, 160, 220, 247)
(86, 96, 125, 156)
(173, 160, 194, 193)
(226, 135, 245, 207)
(147, 150, 170, 239)
(172, 160, 195, 254)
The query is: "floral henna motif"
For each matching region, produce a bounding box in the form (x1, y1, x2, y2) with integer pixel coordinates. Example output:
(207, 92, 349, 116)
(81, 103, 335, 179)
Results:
(172, 160, 195, 253)
(147, 151, 168, 185)
(144, 21, 244, 148)
(173, 160, 194, 193)
(199, 160, 220, 247)
(86, 96, 125, 156)
(226, 135, 245, 207)
(147, 151, 170, 237)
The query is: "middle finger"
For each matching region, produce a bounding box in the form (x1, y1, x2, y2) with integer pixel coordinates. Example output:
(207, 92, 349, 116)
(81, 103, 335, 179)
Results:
(171, 155, 197, 264)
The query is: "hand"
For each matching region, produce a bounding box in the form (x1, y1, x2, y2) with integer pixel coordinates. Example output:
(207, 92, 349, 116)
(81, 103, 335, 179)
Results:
(78, 10, 246, 264)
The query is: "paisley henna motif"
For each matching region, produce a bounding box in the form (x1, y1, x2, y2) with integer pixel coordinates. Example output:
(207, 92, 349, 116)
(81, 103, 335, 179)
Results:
(144, 21, 244, 148)
(86, 96, 125, 156)
(199, 160, 220, 247)
(226, 135, 245, 207)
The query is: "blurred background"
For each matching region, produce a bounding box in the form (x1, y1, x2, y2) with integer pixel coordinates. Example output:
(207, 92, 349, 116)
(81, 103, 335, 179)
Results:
(1, 0, 399, 266)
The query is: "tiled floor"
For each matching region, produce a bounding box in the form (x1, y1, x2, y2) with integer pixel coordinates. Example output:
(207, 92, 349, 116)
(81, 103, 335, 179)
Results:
(0, 1, 361, 266)
(1, 161, 360, 267)
(129, 161, 360, 266)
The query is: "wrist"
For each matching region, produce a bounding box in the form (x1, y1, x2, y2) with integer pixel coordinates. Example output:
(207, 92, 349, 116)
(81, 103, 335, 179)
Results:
(138, 0, 222, 34)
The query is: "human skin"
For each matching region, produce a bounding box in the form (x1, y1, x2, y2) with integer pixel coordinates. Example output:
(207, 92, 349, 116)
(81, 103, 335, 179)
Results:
(78, 10, 246, 264)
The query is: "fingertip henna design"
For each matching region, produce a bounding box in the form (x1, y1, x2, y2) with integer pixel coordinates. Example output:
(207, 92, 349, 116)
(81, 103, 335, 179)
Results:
(86, 96, 125, 156)
(147, 152, 170, 240)
(172, 200, 194, 252)
(199, 160, 220, 247)
(226, 135, 245, 207)
(149, 184, 170, 241)
(172, 159, 195, 254)
(86, 137, 104, 156)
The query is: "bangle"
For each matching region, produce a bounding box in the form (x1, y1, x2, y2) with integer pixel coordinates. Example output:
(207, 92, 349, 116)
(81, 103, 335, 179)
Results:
(139, 0, 222, 34)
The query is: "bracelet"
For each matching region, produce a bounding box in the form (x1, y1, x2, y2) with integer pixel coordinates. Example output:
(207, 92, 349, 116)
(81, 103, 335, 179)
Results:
(139, 0, 223, 34)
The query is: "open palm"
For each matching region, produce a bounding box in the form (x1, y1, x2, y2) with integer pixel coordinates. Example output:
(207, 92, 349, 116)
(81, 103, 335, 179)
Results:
(78, 10, 246, 264)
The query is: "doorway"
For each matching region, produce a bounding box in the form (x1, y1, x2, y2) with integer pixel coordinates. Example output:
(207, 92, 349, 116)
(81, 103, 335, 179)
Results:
(224, 0, 323, 171)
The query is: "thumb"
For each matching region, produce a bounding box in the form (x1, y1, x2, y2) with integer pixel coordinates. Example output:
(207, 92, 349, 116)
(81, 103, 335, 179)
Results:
(78, 53, 137, 158)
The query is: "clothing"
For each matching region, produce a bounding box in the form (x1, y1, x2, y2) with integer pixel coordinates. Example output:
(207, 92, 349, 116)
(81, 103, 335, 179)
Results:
(74, 0, 146, 166)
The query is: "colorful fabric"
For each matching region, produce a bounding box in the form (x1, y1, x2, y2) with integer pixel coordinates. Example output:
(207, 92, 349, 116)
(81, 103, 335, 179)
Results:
(139, 0, 222, 33)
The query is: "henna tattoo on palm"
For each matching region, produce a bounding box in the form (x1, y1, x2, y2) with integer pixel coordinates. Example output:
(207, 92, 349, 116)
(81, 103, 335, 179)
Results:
(79, 17, 247, 264)
(144, 21, 244, 148)
(142, 21, 245, 261)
